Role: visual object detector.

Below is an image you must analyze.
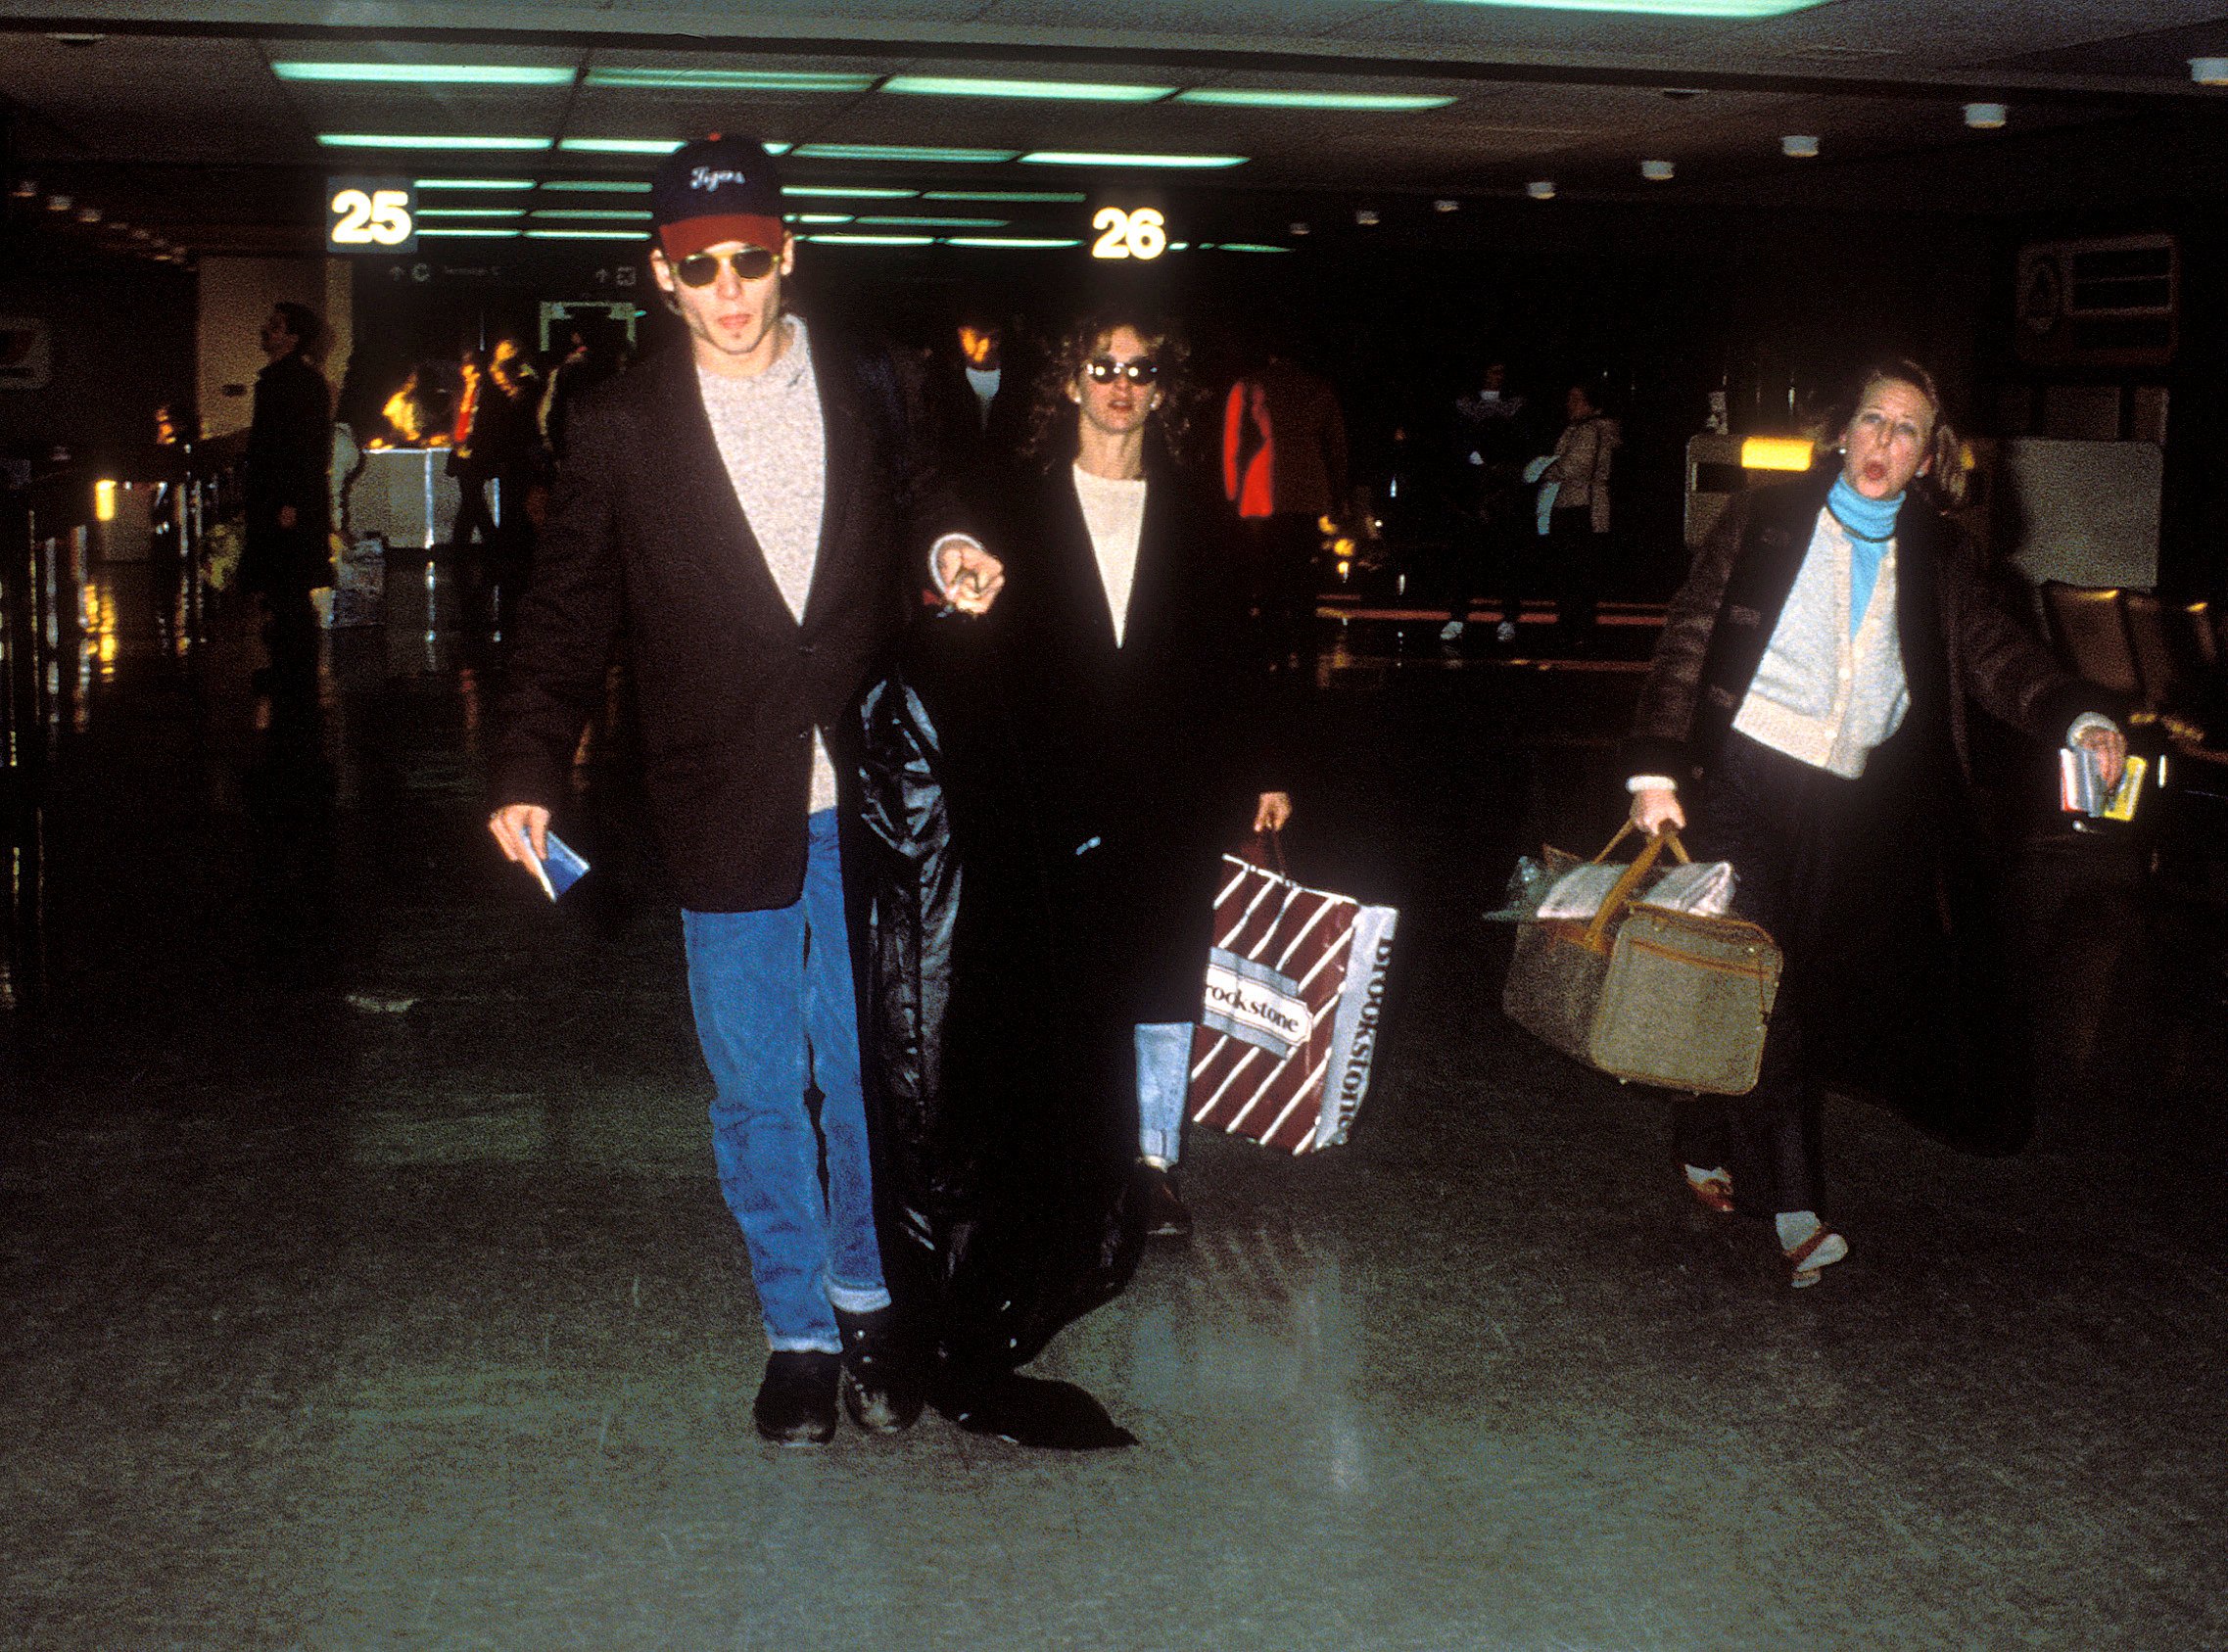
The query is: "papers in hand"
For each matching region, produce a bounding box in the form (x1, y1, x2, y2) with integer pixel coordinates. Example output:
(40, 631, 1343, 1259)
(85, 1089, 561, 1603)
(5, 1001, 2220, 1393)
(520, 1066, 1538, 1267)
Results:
(2060, 746, 2145, 823)
(528, 831, 591, 901)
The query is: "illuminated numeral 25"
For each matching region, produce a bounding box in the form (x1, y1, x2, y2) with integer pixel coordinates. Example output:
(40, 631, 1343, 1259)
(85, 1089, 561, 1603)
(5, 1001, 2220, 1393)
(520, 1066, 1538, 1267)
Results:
(331, 188, 413, 247)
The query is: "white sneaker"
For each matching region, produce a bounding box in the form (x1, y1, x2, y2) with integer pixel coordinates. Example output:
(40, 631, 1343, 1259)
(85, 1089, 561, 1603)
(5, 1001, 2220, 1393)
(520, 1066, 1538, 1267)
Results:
(1439, 621, 1465, 643)
(1495, 620, 1519, 644)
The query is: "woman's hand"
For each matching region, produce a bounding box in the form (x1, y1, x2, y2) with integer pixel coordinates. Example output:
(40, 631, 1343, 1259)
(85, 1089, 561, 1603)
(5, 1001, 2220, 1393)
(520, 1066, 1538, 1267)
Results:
(1630, 785, 1684, 837)
(2074, 724, 2127, 791)
(1254, 791, 1293, 834)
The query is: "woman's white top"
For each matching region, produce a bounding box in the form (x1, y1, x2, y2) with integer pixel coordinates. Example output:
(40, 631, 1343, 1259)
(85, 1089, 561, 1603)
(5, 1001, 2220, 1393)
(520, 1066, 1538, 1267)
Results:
(1072, 463, 1149, 647)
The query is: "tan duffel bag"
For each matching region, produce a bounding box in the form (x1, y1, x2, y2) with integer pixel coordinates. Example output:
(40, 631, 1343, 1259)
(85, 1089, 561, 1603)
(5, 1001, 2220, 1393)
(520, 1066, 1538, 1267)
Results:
(1502, 826, 1781, 1096)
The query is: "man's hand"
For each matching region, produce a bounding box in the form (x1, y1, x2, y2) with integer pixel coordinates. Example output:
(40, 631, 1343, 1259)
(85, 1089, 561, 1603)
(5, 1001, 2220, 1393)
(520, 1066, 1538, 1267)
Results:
(936, 539, 1006, 616)
(488, 802, 550, 868)
(1630, 785, 1684, 837)
(2074, 724, 2127, 792)
(1254, 791, 1293, 834)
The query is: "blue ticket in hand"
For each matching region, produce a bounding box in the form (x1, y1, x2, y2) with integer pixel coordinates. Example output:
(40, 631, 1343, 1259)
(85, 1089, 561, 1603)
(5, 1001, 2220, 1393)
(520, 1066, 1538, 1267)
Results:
(541, 831, 591, 898)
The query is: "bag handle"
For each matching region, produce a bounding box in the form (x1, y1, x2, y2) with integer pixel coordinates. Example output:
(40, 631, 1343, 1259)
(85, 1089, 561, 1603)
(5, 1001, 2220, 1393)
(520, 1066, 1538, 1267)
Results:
(1578, 825, 1691, 950)
(1237, 827, 1289, 877)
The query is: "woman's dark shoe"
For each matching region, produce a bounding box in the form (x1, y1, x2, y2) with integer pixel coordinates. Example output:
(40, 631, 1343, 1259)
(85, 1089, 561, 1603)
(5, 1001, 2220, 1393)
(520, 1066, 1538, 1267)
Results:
(834, 1307, 924, 1435)
(930, 1369, 1137, 1450)
(753, 1351, 840, 1446)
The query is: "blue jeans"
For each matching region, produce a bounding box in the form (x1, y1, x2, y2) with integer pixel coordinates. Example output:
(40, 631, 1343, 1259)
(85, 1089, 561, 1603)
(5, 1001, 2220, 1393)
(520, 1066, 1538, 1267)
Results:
(684, 810, 889, 1353)
(1136, 1021, 1192, 1165)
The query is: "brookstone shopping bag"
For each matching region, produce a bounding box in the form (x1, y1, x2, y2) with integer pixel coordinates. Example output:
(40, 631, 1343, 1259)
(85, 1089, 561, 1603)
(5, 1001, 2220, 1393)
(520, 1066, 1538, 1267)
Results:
(1502, 825, 1780, 1096)
(1187, 839, 1398, 1155)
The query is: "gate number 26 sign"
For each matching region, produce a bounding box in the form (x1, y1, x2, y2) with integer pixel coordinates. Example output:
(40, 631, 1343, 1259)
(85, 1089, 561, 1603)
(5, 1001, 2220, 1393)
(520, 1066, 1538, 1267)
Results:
(1091, 206, 1167, 261)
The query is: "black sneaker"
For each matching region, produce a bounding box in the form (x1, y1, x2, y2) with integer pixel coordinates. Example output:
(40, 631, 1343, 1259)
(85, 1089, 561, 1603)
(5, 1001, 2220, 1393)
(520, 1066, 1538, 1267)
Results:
(753, 1351, 840, 1446)
(834, 1307, 924, 1435)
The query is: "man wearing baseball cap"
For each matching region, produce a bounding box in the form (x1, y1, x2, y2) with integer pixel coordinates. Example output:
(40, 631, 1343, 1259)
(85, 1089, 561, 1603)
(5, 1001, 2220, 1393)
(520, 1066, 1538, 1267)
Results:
(488, 135, 1003, 1446)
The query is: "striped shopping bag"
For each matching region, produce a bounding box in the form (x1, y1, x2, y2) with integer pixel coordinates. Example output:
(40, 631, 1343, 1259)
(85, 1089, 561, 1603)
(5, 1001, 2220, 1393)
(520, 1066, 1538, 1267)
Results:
(1187, 840, 1398, 1154)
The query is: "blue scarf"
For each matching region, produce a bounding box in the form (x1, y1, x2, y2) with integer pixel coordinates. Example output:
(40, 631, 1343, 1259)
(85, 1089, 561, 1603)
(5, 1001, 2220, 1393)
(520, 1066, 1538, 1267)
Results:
(1826, 475, 1900, 637)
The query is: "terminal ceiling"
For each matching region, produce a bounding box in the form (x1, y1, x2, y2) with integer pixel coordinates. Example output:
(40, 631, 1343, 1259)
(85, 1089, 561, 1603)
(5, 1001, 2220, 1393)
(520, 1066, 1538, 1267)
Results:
(1, 2, 2224, 257)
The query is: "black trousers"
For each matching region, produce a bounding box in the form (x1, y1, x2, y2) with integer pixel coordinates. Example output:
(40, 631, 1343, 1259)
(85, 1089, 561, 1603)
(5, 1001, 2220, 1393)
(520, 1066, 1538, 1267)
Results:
(1546, 509, 1602, 634)
(1671, 732, 1889, 1216)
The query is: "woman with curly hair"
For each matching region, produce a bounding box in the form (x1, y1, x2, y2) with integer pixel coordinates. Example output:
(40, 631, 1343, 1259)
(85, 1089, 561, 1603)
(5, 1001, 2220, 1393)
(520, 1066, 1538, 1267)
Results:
(990, 311, 1293, 1240)
(1625, 359, 2126, 1287)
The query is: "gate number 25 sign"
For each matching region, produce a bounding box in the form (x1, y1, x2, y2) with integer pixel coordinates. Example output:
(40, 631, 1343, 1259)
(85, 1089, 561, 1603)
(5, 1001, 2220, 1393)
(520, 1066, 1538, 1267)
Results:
(325, 178, 418, 253)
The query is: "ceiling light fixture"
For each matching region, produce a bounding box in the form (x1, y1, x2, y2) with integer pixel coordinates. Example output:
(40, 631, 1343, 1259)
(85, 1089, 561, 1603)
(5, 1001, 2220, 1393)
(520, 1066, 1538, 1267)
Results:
(787, 213, 855, 224)
(793, 143, 1019, 164)
(528, 208, 651, 219)
(1173, 89, 1454, 111)
(524, 228, 642, 240)
(855, 214, 1008, 228)
(1527, 180, 1556, 200)
(418, 208, 527, 218)
(1434, 198, 1459, 212)
(275, 62, 575, 86)
(803, 233, 935, 245)
(923, 190, 1087, 203)
(413, 177, 538, 190)
(2192, 58, 2228, 85)
(1640, 159, 1676, 180)
(782, 185, 919, 199)
(539, 179, 654, 193)
(1212, 244, 1291, 254)
(1290, 221, 1310, 235)
(1963, 102, 2007, 128)
(1020, 151, 1247, 168)
(585, 67, 875, 92)
(940, 236, 1083, 249)
(11, 179, 39, 200)
(75, 206, 102, 223)
(46, 194, 71, 212)
(1354, 207, 1380, 225)
(1781, 134, 1820, 158)
(1424, 0, 1828, 14)
(882, 75, 1172, 102)
(417, 226, 525, 238)
(557, 137, 687, 155)
(320, 133, 552, 151)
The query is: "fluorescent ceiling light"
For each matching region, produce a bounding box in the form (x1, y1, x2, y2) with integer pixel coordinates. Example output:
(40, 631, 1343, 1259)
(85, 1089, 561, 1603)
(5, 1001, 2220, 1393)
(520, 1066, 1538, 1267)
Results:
(540, 179, 653, 193)
(1173, 89, 1453, 111)
(1209, 243, 1290, 253)
(924, 190, 1086, 203)
(275, 61, 576, 86)
(881, 75, 1170, 102)
(585, 67, 875, 92)
(529, 209, 651, 219)
(526, 228, 644, 240)
(791, 143, 1019, 164)
(782, 185, 918, 199)
(558, 137, 686, 155)
(417, 226, 525, 238)
(941, 237, 1082, 249)
(804, 233, 935, 245)
(787, 213, 855, 223)
(1425, 0, 1827, 13)
(418, 208, 527, 218)
(856, 214, 1007, 228)
(1020, 151, 1247, 168)
(321, 133, 552, 151)
(413, 177, 537, 190)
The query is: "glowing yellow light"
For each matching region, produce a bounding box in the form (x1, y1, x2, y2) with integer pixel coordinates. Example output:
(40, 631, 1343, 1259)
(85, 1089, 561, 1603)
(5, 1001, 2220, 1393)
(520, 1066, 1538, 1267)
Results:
(1333, 537, 1357, 556)
(1959, 440, 1978, 472)
(1318, 515, 1339, 534)
(1739, 437, 1815, 472)
(1336, 559, 1351, 582)
(94, 479, 119, 522)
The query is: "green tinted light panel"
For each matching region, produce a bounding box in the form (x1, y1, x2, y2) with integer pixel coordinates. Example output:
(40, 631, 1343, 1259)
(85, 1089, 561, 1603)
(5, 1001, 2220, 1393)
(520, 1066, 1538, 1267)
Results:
(787, 213, 856, 224)
(942, 237, 1082, 249)
(277, 62, 575, 85)
(558, 137, 686, 155)
(782, 186, 919, 199)
(923, 190, 1087, 203)
(1174, 89, 1453, 111)
(1426, 0, 1826, 12)
(540, 180, 654, 193)
(529, 209, 652, 219)
(856, 215, 1007, 228)
(412, 178, 537, 190)
(526, 228, 644, 240)
(585, 68, 875, 92)
(791, 144, 1019, 164)
(1020, 151, 1247, 168)
(321, 134, 552, 151)
(804, 233, 934, 245)
(417, 208, 527, 218)
(417, 226, 525, 238)
(881, 75, 1170, 102)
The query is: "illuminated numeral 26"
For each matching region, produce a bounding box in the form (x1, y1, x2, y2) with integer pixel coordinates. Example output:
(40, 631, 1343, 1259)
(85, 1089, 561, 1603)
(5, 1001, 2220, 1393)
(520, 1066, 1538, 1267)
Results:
(1092, 207, 1167, 261)
(331, 188, 413, 247)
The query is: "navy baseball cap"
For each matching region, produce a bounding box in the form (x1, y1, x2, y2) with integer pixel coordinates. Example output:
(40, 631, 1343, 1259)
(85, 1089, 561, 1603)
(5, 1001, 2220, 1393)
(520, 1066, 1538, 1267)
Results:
(649, 134, 786, 262)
